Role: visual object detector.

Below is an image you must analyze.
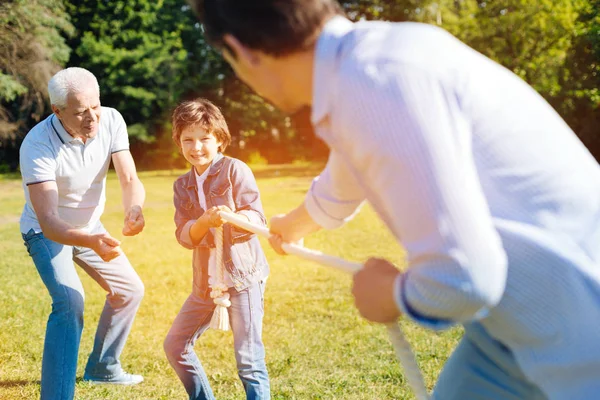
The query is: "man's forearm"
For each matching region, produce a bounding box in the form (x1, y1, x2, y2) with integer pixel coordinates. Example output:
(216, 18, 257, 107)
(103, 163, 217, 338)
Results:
(38, 213, 92, 248)
(273, 203, 321, 242)
(121, 178, 145, 211)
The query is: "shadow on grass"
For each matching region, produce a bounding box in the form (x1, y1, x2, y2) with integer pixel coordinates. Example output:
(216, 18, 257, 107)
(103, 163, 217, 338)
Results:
(0, 379, 39, 388)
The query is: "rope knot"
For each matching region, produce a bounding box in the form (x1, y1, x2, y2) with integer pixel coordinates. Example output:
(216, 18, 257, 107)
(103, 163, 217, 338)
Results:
(213, 292, 231, 307)
(209, 226, 231, 331)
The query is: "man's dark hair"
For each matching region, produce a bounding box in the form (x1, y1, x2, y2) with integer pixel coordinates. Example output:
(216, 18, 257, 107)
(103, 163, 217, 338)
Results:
(189, 0, 343, 57)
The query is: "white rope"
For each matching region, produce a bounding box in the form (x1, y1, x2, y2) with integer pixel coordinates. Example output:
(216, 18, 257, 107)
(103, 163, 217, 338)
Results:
(209, 226, 231, 331)
(218, 211, 429, 400)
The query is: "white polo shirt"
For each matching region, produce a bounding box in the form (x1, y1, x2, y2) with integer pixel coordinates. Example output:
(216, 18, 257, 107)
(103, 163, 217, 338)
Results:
(19, 107, 130, 234)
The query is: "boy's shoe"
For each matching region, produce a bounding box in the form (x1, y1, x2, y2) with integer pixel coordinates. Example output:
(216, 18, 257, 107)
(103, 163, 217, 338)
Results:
(83, 372, 144, 385)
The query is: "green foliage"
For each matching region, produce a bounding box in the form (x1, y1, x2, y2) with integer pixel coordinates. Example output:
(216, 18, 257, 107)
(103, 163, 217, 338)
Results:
(64, 0, 327, 166)
(0, 0, 598, 168)
(246, 150, 269, 165)
(65, 0, 215, 141)
(450, 0, 582, 97)
(342, 0, 442, 22)
(552, 0, 600, 157)
(0, 73, 27, 103)
(563, 0, 600, 108)
(0, 0, 73, 150)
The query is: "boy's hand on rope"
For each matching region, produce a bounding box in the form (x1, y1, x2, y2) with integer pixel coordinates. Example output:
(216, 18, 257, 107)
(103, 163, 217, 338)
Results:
(352, 258, 403, 323)
(206, 205, 233, 227)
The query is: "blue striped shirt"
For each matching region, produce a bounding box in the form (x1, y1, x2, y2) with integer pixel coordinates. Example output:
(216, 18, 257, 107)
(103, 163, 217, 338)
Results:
(305, 16, 600, 398)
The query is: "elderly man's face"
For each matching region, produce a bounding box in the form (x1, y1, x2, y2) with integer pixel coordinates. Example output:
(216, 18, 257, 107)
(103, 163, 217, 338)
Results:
(54, 85, 101, 140)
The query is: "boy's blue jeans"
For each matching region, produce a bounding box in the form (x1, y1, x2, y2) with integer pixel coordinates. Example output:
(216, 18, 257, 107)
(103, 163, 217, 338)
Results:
(22, 224, 144, 400)
(164, 280, 270, 400)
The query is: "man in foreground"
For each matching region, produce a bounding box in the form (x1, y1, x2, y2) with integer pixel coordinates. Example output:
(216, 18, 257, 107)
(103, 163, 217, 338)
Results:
(192, 1, 600, 399)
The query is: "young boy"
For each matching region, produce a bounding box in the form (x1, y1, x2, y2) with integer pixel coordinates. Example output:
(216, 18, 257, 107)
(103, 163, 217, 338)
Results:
(164, 98, 270, 400)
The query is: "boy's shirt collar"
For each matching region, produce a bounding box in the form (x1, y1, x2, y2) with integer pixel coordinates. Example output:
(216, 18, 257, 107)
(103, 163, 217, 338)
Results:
(185, 152, 225, 189)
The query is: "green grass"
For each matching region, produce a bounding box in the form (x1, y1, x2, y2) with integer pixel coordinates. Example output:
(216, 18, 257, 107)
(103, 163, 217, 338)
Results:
(0, 164, 461, 399)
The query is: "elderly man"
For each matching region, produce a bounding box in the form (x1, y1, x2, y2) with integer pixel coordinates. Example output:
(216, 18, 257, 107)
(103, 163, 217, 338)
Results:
(192, 1, 600, 399)
(19, 67, 146, 400)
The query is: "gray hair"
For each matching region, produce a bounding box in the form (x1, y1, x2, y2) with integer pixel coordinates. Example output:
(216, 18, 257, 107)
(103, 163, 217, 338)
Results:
(48, 67, 100, 109)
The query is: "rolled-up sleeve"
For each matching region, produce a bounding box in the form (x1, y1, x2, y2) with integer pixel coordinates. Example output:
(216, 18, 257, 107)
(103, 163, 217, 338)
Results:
(304, 151, 366, 229)
(334, 62, 508, 329)
(173, 181, 196, 249)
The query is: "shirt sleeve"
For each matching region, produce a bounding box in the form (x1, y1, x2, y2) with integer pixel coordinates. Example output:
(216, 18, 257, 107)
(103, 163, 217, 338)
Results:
(230, 159, 267, 230)
(109, 109, 130, 153)
(304, 150, 366, 229)
(335, 62, 508, 329)
(19, 137, 57, 186)
(173, 180, 194, 250)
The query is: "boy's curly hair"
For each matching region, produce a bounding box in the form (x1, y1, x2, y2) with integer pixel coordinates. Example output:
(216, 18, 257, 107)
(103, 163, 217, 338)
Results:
(172, 98, 231, 152)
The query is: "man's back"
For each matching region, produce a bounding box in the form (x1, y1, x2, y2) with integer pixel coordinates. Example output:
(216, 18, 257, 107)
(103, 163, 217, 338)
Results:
(335, 20, 600, 243)
(314, 18, 600, 398)
(327, 19, 600, 267)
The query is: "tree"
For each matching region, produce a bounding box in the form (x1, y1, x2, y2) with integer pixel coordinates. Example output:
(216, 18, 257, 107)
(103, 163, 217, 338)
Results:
(0, 0, 73, 168)
(2, 0, 597, 169)
(65, 1, 218, 138)
(65, 0, 312, 167)
(553, 0, 600, 159)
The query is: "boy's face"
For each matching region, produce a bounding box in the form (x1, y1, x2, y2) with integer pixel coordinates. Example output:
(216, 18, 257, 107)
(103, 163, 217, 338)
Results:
(180, 126, 222, 174)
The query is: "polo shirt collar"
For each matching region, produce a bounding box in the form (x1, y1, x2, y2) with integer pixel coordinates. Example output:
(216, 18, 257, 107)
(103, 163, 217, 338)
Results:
(311, 16, 354, 126)
(50, 114, 96, 144)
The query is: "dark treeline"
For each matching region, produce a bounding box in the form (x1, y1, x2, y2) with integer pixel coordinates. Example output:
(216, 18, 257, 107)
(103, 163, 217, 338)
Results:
(1, 0, 599, 171)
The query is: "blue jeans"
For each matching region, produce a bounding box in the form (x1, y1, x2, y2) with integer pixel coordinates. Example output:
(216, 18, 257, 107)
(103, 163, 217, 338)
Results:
(164, 280, 270, 400)
(22, 225, 144, 400)
(432, 323, 547, 400)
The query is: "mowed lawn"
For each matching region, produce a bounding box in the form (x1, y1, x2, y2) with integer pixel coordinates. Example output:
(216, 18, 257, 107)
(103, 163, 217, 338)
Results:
(0, 164, 461, 399)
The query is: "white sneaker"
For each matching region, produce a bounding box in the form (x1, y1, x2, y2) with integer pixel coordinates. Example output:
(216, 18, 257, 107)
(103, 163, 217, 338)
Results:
(83, 372, 144, 385)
